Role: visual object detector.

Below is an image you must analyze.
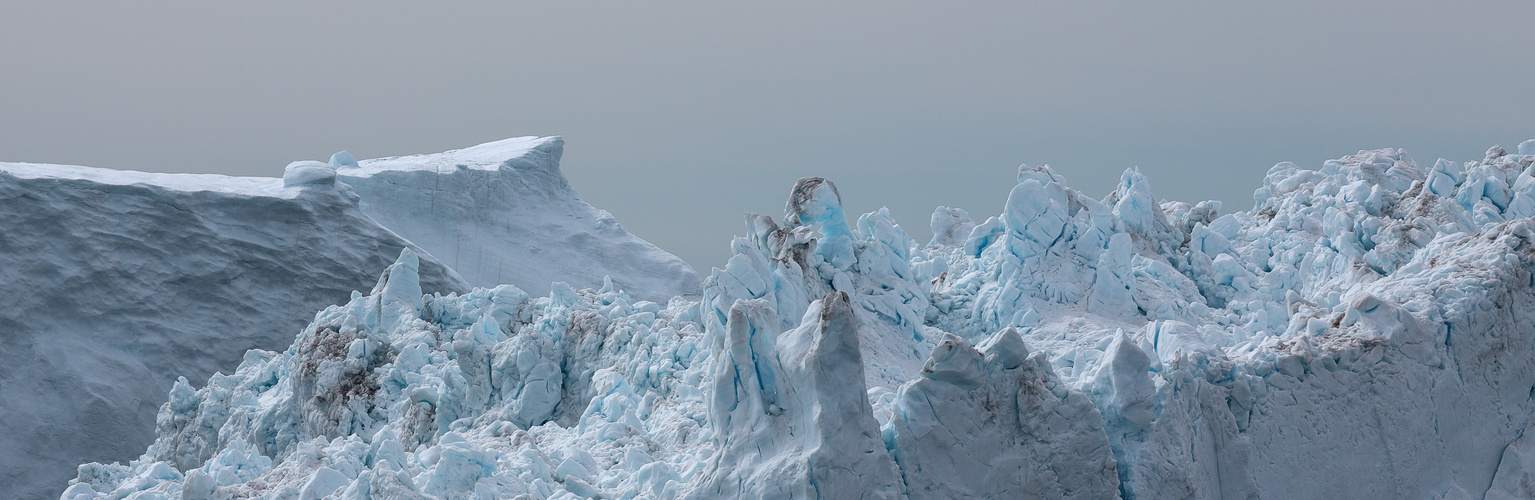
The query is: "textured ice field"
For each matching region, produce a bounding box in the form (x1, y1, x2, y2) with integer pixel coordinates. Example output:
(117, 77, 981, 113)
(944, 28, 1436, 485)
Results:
(55, 139, 1535, 499)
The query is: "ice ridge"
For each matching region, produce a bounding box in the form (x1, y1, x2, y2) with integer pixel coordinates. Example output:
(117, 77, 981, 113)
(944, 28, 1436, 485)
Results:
(62, 143, 1535, 500)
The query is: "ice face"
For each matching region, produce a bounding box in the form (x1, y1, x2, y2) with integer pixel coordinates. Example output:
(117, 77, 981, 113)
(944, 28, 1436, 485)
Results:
(59, 142, 1535, 500)
(887, 331, 1119, 499)
(696, 293, 902, 499)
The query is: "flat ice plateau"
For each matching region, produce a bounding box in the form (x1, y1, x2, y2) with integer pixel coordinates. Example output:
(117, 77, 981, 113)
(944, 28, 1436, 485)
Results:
(54, 139, 1535, 499)
(0, 138, 699, 500)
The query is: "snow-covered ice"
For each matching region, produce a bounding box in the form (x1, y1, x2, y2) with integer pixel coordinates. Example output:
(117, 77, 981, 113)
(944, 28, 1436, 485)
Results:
(50, 140, 1535, 499)
(0, 138, 698, 499)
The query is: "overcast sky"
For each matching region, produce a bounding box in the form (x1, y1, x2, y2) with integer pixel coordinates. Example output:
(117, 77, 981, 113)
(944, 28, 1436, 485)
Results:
(4, 2, 1533, 271)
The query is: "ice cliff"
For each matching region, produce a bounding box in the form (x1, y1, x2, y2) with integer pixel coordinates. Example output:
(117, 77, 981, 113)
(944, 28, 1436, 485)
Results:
(0, 138, 699, 499)
(59, 139, 1535, 499)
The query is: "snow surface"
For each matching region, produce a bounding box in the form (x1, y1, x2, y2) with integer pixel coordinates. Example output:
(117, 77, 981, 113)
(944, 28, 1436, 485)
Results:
(0, 139, 699, 499)
(59, 141, 1535, 499)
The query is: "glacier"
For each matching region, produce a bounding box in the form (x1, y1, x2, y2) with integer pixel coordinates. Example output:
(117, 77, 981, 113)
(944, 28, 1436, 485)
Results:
(55, 141, 1535, 499)
(0, 138, 700, 500)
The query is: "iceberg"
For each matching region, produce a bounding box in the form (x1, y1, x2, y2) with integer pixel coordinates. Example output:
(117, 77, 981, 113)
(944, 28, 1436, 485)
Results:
(52, 139, 1535, 500)
(0, 138, 699, 499)
(333, 137, 700, 302)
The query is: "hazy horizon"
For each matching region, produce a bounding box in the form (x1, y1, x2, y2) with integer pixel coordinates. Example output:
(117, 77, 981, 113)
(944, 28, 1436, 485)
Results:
(5, 2, 1532, 272)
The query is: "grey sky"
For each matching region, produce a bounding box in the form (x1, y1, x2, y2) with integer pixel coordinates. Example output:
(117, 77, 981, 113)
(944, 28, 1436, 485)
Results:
(4, 2, 1532, 272)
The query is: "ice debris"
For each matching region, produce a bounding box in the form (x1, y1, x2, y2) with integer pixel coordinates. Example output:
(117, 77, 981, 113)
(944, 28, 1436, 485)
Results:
(65, 141, 1535, 499)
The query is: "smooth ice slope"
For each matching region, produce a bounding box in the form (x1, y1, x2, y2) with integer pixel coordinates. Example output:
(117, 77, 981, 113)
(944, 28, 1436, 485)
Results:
(334, 137, 702, 302)
(65, 141, 1535, 500)
(0, 164, 468, 500)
